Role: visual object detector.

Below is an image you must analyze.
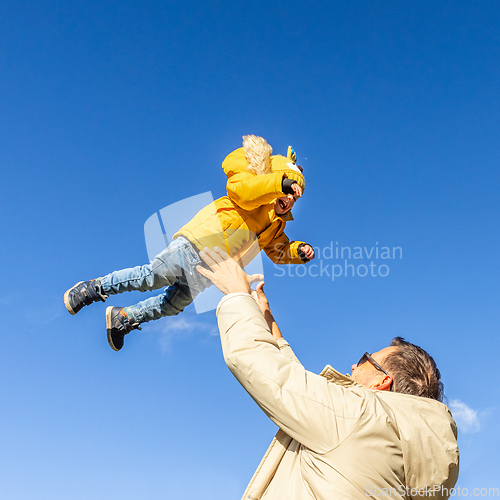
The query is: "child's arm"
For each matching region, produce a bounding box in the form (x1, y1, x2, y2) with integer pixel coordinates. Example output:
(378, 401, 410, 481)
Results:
(263, 233, 314, 265)
(223, 148, 303, 211)
(227, 171, 285, 210)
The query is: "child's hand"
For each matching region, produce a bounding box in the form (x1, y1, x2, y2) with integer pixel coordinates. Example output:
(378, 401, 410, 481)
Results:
(300, 244, 315, 260)
(291, 182, 302, 198)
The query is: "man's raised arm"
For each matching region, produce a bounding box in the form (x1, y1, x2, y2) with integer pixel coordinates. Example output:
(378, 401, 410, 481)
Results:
(196, 248, 362, 453)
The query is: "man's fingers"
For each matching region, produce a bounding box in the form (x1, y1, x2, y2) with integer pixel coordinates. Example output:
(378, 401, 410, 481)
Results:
(247, 273, 264, 285)
(213, 246, 231, 261)
(199, 249, 218, 268)
(251, 281, 266, 302)
(252, 281, 269, 309)
(196, 246, 251, 295)
(196, 265, 214, 282)
(200, 246, 229, 268)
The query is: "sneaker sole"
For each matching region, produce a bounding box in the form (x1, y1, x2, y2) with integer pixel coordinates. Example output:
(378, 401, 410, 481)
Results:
(106, 306, 121, 352)
(64, 282, 83, 315)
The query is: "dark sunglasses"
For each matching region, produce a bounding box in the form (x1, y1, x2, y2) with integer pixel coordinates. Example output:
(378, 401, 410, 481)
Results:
(357, 352, 389, 376)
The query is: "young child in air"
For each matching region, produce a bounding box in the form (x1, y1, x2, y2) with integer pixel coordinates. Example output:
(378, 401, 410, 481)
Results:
(64, 135, 315, 351)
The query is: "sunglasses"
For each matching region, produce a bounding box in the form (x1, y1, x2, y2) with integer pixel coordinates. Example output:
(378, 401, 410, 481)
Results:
(357, 352, 389, 376)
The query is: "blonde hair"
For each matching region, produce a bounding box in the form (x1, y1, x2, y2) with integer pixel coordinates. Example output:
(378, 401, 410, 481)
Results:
(242, 135, 272, 175)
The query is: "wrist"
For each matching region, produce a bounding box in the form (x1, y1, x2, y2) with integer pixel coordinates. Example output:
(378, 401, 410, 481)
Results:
(227, 284, 251, 295)
(282, 177, 297, 195)
(297, 243, 311, 262)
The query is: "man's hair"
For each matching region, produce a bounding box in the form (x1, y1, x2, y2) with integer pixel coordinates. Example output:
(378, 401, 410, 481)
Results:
(384, 337, 444, 402)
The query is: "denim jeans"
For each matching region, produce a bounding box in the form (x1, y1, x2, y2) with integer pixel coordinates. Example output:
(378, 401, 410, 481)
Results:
(100, 237, 212, 323)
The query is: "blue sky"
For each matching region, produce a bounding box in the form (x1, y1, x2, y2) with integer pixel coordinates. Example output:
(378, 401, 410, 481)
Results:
(1, 1, 499, 498)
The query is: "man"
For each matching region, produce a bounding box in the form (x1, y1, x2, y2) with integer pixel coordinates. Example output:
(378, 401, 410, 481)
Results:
(197, 247, 459, 500)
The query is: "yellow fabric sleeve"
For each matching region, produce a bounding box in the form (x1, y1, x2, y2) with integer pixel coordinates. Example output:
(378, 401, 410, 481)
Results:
(226, 171, 284, 211)
(222, 147, 285, 210)
(263, 233, 307, 265)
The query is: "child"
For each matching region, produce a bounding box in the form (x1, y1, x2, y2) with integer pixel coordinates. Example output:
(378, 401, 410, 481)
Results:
(64, 135, 315, 351)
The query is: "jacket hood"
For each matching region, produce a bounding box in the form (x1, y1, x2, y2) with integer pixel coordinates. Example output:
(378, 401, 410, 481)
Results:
(321, 366, 460, 499)
(385, 393, 459, 498)
(242, 135, 305, 192)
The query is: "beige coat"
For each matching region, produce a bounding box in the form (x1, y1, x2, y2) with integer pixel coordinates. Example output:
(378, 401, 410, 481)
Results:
(217, 293, 459, 500)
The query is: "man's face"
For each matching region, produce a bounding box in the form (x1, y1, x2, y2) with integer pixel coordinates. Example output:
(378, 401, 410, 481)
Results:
(350, 346, 397, 390)
(275, 194, 297, 215)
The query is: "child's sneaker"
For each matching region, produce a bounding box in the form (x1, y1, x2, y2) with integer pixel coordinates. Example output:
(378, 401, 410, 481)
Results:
(64, 280, 108, 315)
(106, 306, 142, 352)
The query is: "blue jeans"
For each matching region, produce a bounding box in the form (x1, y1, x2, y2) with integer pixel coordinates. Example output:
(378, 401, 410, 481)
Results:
(100, 237, 212, 323)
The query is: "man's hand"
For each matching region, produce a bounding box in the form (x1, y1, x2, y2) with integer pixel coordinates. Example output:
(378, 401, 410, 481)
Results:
(197, 247, 263, 295)
(300, 244, 315, 260)
(251, 281, 270, 316)
(251, 282, 283, 339)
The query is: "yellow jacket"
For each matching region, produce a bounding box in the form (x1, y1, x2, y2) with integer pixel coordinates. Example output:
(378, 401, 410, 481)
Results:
(174, 147, 308, 266)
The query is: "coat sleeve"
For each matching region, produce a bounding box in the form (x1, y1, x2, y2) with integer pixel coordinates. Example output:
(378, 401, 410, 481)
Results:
(276, 338, 301, 364)
(222, 148, 285, 211)
(216, 293, 364, 454)
(263, 232, 307, 265)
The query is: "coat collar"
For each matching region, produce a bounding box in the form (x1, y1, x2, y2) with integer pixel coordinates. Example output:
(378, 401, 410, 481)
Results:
(270, 205, 294, 222)
(274, 210, 294, 221)
(319, 365, 363, 387)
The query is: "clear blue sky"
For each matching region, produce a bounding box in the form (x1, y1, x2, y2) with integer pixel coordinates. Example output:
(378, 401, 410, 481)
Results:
(1, 1, 499, 498)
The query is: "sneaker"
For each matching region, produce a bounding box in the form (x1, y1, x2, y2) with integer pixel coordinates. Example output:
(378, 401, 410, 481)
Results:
(106, 306, 142, 352)
(64, 280, 108, 315)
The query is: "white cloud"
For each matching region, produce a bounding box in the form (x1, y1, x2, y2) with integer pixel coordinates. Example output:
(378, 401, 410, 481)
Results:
(149, 315, 218, 354)
(162, 316, 200, 332)
(24, 293, 65, 325)
(448, 399, 481, 434)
